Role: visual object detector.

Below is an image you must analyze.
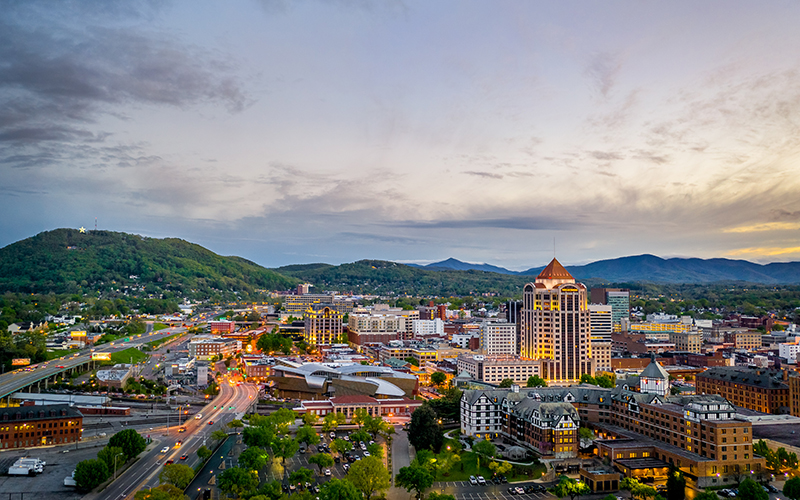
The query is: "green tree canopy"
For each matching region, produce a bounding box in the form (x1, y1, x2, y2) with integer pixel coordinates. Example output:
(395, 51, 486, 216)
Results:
(197, 445, 213, 462)
(526, 375, 547, 387)
(498, 378, 515, 388)
(319, 478, 362, 500)
(243, 426, 274, 448)
(97, 445, 126, 473)
(408, 405, 444, 452)
(108, 429, 147, 460)
(322, 412, 346, 431)
(347, 456, 391, 500)
(331, 438, 353, 456)
(296, 425, 321, 446)
(431, 371, 447, 387)
(666, 467, 686, 500)
(784, 477, 800, 500)
(218, 467, 259, 498)
(552, 476, 591, 500)
(134, 484, 188, 500)
(290, 467, 314, 485)
(472, 439, 497, 468)
(271, 437, 300, 467)
(239, 446, 269, 474)
(738, 478, 768, 500)
(159, 464, 195, 489)
(302, 412, 319, 426)
(211, 429, 229, 442)
(308, 453, 335, 474)
(396, 463, 435, 499)
(74, 459, 110, 491)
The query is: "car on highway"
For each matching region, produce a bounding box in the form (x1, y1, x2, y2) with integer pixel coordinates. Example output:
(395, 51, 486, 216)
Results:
(160, 447, 170, 453)
(56, 365, 65, 368)
(176, 440, 182, 446)
(179, 427, 186, 433)
(180, 454, 188, 460)
(208, 420, 213, 425)
(165, 459, 174, 465)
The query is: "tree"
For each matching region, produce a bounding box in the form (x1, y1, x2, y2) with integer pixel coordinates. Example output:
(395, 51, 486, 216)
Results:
(351, 429, 371, 445)
(578, 428, 595, 441)
(431, 371, 447, 387)
(159, 463, 195, 489)
(270, 408, 297, 432)
(74, 458, 111, 490)
(290, 467, 314, 485)
(427, 494, 456, 500)
(526, 375, 547, 387)
(472, 439, 497, 469)
(408, 405, 444, 452)
(239, 446, 268, 477)
(97, 445, 126, 475)
(498, 378, 515, 388)
(243, 426, 273, 448)
(489, 460, 512, 478)
(319, 478, 363, 500)
(353, 408, 370, 428)
(134, 484, 188, 500)
(552, 476, 591, 500)
(580, 374, 597, 385)
(666, 467, 686, 500)
(218, 467, 259, 498)
(739, 478, 768, 500)
(694, 493, 720, 500)
(296, 425, 321, 447)
(347, 456, 391, 500)
(367, 442, 384, 458)
(331, 438, 353, 456)
(271, 437, 300, 470)
(784, 477, 800, 500)
(228, 419, 243, 433)
(323, 412, 346, 431)
(396, 463, 435, 499)
(363, 414, 391, 439)
(303, 412, 319, 426)
(308, 453, 335, 474)
(108, 428, 147, 460)
(208, 428, 228, 441)
(197, 445, 212, 462)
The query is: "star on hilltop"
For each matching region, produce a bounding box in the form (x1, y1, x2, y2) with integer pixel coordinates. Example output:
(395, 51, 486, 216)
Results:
(79, 227, 86, 233)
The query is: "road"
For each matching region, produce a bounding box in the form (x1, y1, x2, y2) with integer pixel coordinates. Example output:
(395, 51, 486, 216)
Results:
(94, 378, 259, 500)
(0, 328, 185, 400)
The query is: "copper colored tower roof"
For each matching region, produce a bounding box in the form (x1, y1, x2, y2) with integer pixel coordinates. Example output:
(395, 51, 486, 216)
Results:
(536, 258, 574, 280)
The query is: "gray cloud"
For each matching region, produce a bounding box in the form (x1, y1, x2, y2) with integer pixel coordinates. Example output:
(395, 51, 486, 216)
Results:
(463, 171, 503, 179)
(586, 52, 623, 98)
(770, 209, 800, 221)
(391, 216, 584, 231)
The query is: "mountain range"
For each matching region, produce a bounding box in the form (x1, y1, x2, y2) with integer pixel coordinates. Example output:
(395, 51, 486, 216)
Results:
(411, 255, 800, 283)
(3, 230, 800, 299)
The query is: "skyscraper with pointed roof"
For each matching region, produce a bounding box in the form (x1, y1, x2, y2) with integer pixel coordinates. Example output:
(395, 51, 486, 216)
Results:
(521, 258, 595, 386)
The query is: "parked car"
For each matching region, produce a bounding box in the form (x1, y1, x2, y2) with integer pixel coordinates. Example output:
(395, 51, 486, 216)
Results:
(469, 476, 478, 485)
(508, 488, 517, 495)
(477, 476, 486, 485)
(330, 432, 336, 439)
(515, 488, 525, 495)
(325, 469, 331, 476)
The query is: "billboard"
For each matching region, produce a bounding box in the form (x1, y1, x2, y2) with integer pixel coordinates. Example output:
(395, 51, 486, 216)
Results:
(70, 330, 87, 338)
(91, 352, 111, 361)
(11, 358, 30, 366)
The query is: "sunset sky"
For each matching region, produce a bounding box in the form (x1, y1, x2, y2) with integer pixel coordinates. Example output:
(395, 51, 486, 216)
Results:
(3, 1, 800, 270)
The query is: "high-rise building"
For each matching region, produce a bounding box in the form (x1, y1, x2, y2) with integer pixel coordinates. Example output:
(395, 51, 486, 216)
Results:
(588, 304, 613, 343)
(304, 306, 344, 346)
(590, 288, 630, 326)
(480, 321, 517, 355)
(505, 300, 522, 354)
(521, 258, 594, 385)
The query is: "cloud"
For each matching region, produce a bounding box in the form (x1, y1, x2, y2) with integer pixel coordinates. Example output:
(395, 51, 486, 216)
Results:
(725, 246, 800, 258)
(391, 216, 583, 231)
(585, 52, 624, 98)
(723, 222, 800, 233)
(770, 209, 800, 221)
(463, 171, 503, 179)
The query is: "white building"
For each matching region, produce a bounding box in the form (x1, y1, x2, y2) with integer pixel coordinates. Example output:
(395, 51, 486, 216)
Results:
(479, 322, 517, 355)
(412, 318, 445, 338)
(779, 343, 800, 364)
(460, 390, 505, 438)
(456, 354, 541, 385)
(452, 332, 479, 349)
(588, 304, 613, 343)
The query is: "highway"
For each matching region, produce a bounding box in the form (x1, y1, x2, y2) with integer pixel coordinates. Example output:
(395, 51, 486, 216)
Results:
(99, 377, 259, 500)
(0, 328, 186, 400)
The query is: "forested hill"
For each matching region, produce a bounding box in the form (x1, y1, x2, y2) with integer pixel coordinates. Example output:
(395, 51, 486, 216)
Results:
(274, 260, 533, 296)
(0, 229, 298, 296)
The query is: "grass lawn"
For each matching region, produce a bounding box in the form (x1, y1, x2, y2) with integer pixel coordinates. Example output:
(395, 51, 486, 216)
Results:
(107, 347, 149, 365)
(434, 451, 547, 483)
(153, 322, 169, 331)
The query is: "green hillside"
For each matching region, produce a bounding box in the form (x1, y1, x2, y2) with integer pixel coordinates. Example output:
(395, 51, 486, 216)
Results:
(275, 259, 535, 296)
(0, 229, 298, 297)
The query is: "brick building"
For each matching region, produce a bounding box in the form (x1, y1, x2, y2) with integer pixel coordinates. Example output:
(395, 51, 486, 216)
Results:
(695, 367, 790, 414)
(0, 404, 83, 449)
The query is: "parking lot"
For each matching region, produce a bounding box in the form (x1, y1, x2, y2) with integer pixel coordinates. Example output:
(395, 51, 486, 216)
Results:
(0, 445, 101, 500)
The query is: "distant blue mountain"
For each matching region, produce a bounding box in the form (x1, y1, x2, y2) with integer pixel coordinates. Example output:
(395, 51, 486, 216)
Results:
(410, 258, 517, 275)
(413, 255, 800, 283)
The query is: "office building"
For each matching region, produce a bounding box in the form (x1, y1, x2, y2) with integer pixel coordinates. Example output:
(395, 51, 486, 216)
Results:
(591, 288, 630, 326)
(304, 306, 344, 346)
(456, 354, 541, 385)
(669, 331, 703, 353)
(589, 305, 613, 343)
(0, 405, 83, 449)
(412, 319, 445, 338)
(521, 259, 594, 385)
(480, 321, 517, 355)
(188, 336, 241, 360)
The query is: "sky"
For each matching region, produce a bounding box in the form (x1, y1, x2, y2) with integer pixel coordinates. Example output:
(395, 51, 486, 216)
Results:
(3, 1, 800, 271)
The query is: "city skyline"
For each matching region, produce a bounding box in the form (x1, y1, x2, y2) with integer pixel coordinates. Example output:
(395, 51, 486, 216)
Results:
(3, 1, 800, 270)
